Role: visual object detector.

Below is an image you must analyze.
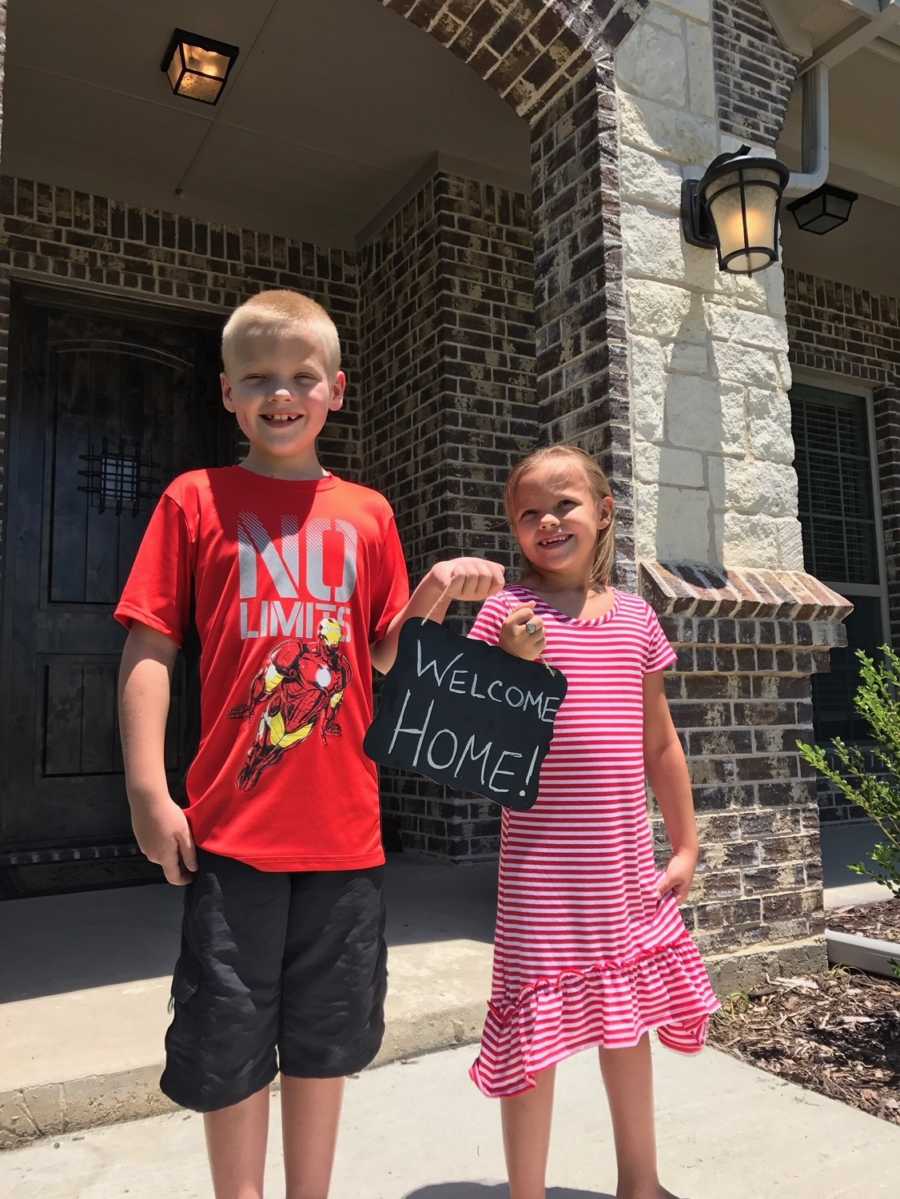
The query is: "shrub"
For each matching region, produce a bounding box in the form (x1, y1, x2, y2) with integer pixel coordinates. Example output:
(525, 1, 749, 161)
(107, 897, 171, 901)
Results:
(797, 646, 900, 899)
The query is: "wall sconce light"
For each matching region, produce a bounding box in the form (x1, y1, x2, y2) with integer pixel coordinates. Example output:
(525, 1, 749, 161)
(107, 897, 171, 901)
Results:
(681, 145, 790, 275)
(786, 183, 857, 235)
(161, 29, 240, 105)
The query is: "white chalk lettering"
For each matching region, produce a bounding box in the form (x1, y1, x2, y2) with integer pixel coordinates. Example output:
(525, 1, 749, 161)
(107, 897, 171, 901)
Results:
(388, 690, 435, 768)
(454, 734, 493, 787)
(416, 640, 465, 688)
(448, 670, 467, 696)
(426, 729, 459, 771)
(487, 679, 504, 702)
(469, 672, 487, 701)
(489, 749, 522, 795)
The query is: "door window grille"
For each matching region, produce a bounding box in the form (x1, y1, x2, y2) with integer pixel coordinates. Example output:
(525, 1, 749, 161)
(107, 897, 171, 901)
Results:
(78, 440, 159, 515)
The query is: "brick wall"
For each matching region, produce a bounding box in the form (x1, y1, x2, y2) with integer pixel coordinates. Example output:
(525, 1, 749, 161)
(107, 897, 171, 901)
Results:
(711, 0, 798, 147)
(533, 62, 636, 585)
(377, 0, 645, 117)
(642, 562, 849, 978)
(785, 270, 900, 637)
(0, 0, 655, 870)
(786, 270, 900, 388)
(786, 269, 900, 822)
(0, 176, 363, 569)
(361, 171, 535, 585)
(360, 168, 536, 857)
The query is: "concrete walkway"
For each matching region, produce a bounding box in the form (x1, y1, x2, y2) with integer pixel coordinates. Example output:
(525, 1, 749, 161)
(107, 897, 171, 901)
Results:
(820, 819, 893, 909)
(1, 855, 497, 1149)
(3, 1041, 899, 1199)
(1, 826, 893, 1152)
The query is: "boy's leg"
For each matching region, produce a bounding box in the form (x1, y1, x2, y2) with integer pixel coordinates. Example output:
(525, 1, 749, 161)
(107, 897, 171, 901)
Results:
(278, 867, 387, 1197)
(204, 1084, 271, 1199)
(281, 1076, 345, 1199)
(161, 851, 290, 1196)
(500, 1064, 556, 1199)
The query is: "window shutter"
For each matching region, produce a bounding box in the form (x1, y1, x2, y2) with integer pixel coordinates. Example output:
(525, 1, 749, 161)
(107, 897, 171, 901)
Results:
(791, 385, 878, 586)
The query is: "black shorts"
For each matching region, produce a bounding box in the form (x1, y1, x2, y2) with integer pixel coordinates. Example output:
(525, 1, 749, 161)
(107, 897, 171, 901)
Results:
(160, 849, 387, 1113)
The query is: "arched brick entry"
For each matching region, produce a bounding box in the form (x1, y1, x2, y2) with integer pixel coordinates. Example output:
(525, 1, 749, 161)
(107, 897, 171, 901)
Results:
(368, 0, 649, 856)
(375, 0, 649, 586)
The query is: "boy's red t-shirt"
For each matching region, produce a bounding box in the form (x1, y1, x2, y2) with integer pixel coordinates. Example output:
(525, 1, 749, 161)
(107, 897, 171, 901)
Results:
(115, 467, 410, 871)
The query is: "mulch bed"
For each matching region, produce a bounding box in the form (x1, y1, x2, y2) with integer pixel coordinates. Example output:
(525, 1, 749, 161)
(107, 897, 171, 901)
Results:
(708, 902, 900, 1126)
(826, 897, 900, 941)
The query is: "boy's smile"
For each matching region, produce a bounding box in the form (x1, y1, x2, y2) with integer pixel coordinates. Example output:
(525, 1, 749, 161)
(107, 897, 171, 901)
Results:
(221, 329, 345, 478)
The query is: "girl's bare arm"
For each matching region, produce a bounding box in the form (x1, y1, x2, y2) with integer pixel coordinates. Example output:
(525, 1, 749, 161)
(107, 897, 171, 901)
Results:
(643, 671, 698, 902)
(118, 623, 197, 885)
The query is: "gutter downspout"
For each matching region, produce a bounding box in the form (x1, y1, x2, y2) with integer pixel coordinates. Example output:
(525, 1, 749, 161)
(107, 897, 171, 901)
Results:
(783, 62, 830, 198)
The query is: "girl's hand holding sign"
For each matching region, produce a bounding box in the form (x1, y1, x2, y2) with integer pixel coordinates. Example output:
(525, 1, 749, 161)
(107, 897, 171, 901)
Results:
(500, 603, 545, 661)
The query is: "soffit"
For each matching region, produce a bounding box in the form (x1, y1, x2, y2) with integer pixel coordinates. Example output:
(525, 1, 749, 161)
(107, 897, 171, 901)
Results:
(3, 0, 531, 249)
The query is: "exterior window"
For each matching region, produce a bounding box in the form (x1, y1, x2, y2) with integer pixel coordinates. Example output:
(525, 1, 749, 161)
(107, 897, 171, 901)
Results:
(791, 383, 885, 741)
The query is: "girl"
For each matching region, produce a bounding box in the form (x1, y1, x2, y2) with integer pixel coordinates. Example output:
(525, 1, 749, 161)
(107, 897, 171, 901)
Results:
(468, 445, 720, 1199)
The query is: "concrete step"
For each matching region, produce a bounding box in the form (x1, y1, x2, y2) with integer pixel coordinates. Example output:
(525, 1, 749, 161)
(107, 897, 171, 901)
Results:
(1, 855, 497, 1149)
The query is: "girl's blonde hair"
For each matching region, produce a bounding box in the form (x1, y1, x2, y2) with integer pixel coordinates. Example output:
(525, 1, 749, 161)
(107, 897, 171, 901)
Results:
(504, 445, 616, 587)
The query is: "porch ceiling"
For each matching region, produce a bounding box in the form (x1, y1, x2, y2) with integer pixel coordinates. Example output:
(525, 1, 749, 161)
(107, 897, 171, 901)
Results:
(2, 0, 531, 249)
(781, 190, 900, 298)
(776, 0, 900, 298)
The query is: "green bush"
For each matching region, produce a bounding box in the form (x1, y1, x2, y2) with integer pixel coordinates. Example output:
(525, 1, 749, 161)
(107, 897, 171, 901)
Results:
(797, 646, 900, 899)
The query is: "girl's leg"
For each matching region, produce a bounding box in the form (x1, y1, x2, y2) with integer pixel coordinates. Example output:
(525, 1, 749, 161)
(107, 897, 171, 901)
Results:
(203, 1084, 270, 1199)
(281, 1075, 345, 1199)
(599, 1037, 677, 1199)
(501, 1065, 556, 1199)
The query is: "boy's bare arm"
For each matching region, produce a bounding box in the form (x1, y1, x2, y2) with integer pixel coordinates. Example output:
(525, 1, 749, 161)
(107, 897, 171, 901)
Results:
(370, 558, 505, 674)
(118, 623, 198, 885)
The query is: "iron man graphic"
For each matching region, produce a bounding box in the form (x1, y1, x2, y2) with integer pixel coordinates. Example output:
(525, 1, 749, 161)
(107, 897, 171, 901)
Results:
(229, 617, 351, 790)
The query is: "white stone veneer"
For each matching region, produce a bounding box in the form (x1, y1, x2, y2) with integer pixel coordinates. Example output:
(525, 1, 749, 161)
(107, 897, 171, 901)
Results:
(614, 0, 802, 570)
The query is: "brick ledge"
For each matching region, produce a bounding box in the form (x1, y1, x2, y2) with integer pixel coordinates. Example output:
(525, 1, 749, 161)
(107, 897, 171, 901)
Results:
(640, 561, 852, 622)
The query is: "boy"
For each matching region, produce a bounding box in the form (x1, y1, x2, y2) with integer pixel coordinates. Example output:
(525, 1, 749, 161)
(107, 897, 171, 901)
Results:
(115, 290, 503, 1199)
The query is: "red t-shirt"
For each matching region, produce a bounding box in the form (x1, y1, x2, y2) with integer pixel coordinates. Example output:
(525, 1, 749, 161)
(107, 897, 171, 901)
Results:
(115, 467, 410, 871)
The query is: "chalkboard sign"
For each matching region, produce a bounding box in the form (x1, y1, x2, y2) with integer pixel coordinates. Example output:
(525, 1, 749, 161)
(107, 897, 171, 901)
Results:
(364, 619, 567, 811)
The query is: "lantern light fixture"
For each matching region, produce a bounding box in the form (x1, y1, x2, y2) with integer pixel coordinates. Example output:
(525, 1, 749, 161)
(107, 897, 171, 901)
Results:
(786, 183, 857, 236)
(161, 29, 240, 105)
(681, 144, 790, 276)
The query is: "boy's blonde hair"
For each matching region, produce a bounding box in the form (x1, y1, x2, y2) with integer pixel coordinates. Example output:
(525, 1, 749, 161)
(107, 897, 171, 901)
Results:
(504, 444, 616, 587)
(221, 290, 341, 376)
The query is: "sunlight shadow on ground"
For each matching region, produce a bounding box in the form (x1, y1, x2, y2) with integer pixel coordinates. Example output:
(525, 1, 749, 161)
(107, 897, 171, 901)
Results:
(403, 1185, 612, 1198)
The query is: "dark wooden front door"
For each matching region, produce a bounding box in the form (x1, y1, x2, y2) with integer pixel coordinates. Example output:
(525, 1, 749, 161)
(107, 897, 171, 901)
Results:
(0, 288, 227, 892)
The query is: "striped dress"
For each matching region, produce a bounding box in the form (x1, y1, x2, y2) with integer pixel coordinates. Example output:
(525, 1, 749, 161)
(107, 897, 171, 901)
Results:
(468, 585, 720, 1099)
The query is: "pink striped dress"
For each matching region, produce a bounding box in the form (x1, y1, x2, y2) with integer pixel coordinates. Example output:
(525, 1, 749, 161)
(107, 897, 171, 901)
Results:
(468, 585, 720, 1098)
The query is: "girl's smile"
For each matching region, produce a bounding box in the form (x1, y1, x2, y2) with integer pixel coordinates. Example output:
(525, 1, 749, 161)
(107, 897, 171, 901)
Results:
(536, 531, 573, 549)
(512, 464, 612, 585)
